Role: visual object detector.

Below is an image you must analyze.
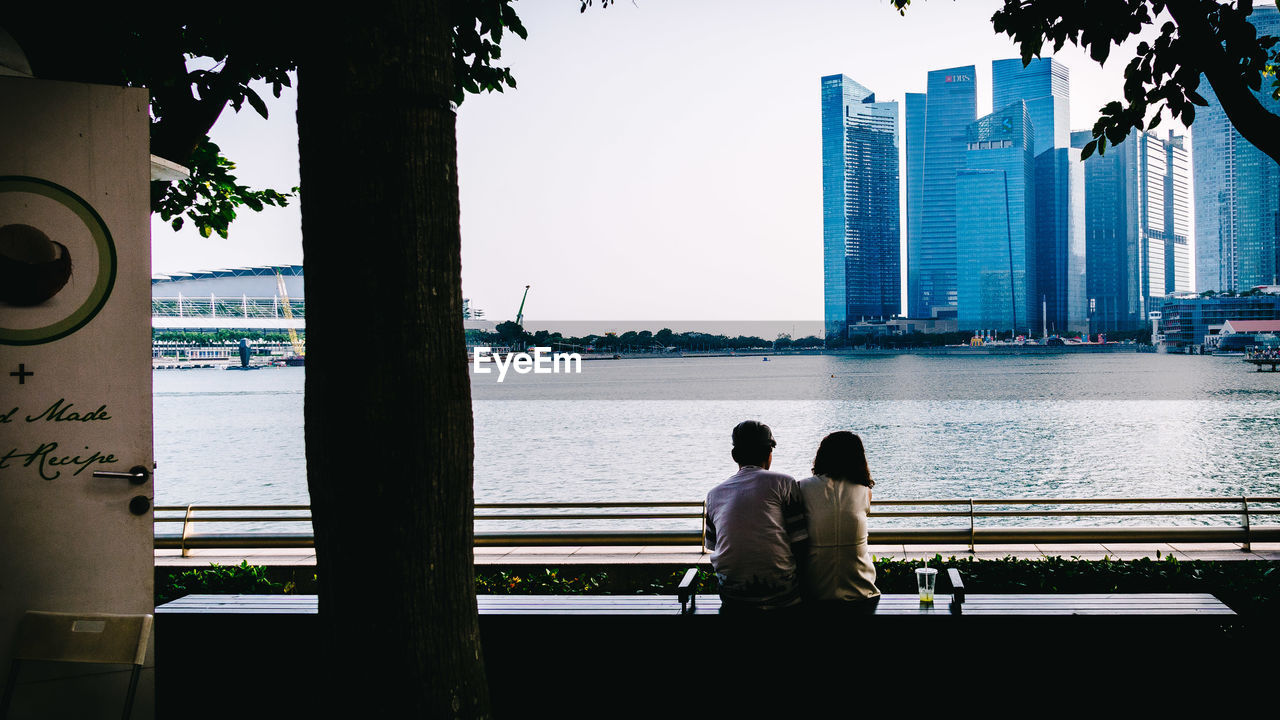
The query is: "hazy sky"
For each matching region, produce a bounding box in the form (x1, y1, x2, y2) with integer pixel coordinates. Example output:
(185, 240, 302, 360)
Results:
(150, 0, 1159, 323)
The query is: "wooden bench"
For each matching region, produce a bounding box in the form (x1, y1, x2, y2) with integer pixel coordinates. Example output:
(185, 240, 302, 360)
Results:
(155, 570, 1237, 714)
(675, 566, 1235, 615)
(156, 565, 1235, 617)
(157, 588, 1235, 619)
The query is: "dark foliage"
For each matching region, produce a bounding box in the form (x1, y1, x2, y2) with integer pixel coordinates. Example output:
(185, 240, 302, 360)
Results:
(0, 3, 529, 237)
(160, 556, 1280, 616)
(892, 1, 1280, 164)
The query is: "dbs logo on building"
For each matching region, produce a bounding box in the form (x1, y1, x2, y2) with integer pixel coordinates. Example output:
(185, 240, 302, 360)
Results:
(945, 75, 972, 83)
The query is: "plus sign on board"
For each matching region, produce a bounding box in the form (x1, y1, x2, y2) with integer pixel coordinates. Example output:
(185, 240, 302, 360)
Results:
(9, 363, 33, 384)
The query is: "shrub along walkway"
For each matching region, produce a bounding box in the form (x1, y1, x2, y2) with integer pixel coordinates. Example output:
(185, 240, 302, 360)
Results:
(155, 541, 1280, 567)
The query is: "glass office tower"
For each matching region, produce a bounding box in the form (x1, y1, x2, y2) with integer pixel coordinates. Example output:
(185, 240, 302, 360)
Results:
(1163, 136, 1193, 293)
(1030, 148, 1089, 334)
(821, 74, 901, 337)
(956, 103, 1036, 333)
(905, 91, 926, 292)
(993, 58, 1069, 156)
(993, 57, 1087, 335)
(1194, 5, 1280, 291)
(1073, 129, 1192, 331)
(1072, 129, 1139, 332)
(907, 66, 976, 318)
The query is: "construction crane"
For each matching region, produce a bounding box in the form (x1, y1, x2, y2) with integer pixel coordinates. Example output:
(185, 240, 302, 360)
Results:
(515, 284, 530, 327)
(276, 271, 305, 361)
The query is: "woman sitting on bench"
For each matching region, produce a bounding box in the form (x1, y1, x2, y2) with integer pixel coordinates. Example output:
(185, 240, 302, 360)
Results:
(797, 431, 881, 613)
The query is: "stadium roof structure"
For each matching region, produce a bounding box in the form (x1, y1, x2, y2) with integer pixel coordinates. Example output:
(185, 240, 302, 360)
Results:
(152, 264, 303, 284)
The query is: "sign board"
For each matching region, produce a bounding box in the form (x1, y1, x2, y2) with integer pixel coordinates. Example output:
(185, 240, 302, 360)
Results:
(0, 76, 153, 717)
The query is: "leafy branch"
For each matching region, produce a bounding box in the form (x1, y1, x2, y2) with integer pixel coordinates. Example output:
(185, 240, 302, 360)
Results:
(452, 0, 529, 104)
(991, 0, 1280, 161)
(153, 138, 296, 239)
(891, 1, 1280, 164)
(2, 4, 532, 237)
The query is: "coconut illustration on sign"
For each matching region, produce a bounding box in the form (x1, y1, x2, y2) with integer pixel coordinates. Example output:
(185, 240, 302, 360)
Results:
(0, 223, 73, 306)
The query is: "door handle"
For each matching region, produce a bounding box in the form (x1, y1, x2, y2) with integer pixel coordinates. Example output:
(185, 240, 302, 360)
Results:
(92, 465, 150, 485)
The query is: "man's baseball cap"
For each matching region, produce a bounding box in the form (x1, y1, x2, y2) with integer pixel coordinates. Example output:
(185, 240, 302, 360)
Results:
(732, 420, 776, 451)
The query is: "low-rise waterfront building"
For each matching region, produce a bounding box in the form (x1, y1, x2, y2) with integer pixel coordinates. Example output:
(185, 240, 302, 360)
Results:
(886, 316, 958, 335)
(152, 264, 306, 333)
(1215, 319, 1280, 351)
(846, 314, 960, 338)
(1156, 292, 1280, 350)
(152, 264, 304, 299)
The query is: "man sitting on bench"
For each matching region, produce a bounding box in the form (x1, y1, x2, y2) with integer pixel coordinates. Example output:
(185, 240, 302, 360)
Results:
(703, 420, 809, 614)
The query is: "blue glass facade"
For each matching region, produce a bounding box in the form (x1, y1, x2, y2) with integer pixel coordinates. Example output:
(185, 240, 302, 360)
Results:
(822, 75, 900, 336)
(1073, 130, 1138, 331)
(908, 66, 976, 318)
(1032, 148, 1089, 334)
(993, 57, 1086, 335)
(1162, 135, 1193, 294)
(1073, 129, 1192, 331)
(905, 91, 926, 298)
(956, 103, 1036, 333)
(993, 58, 1069, 156)
(1157, 294, 1280, 350)
(1193, 6, 1280, 292)
(1135, 132, 1193, 312)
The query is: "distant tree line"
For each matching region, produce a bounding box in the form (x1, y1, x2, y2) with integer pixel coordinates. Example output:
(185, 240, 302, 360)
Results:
(832, 329, 1153, 348)
(470, 323, 826, 352)
(467, 324, 1155, 352)
(153, 329, 304, 345)
(1199, 288, 1276, 298)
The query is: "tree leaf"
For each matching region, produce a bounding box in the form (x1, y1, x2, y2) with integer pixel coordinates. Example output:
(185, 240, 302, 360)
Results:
(244, 87, 269, 119)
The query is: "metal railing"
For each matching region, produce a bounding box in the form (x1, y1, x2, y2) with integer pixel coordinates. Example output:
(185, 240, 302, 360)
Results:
(156, 505, 314, 556)
(155, 496, 1280, 556)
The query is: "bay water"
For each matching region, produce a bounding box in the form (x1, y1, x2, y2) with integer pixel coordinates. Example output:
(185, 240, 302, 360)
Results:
(153, 353, 1280, 530)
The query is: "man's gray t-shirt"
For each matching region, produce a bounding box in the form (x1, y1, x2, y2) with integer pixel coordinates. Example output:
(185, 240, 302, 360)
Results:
(703, 466, 809, 609)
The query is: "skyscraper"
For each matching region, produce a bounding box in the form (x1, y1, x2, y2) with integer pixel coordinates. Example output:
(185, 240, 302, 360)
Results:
(904, 91, 926, 280)
(993, 57, 1087, 335)
(821, 74, 900, 336)
(1073, 129, 1192, 331)
(1162, 135, 1193, 294)
(993, 58, 1069, 156)
(956, 102, 1036, 332)
(907, 66, 976, 318)
(1194, 5, 1280, 292)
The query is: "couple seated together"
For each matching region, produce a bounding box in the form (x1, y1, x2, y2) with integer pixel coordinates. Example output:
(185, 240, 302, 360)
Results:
(703, 420, 879, 614)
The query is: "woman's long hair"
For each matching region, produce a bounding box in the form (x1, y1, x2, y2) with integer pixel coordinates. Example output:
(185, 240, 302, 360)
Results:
(811, 431, 874, 488)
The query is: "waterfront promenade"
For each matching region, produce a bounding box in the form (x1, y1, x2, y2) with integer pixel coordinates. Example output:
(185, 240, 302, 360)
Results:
(156, 540, 1280, 567)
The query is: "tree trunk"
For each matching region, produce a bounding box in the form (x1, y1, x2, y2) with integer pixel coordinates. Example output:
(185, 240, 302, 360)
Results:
(297, 0, 489, 716)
